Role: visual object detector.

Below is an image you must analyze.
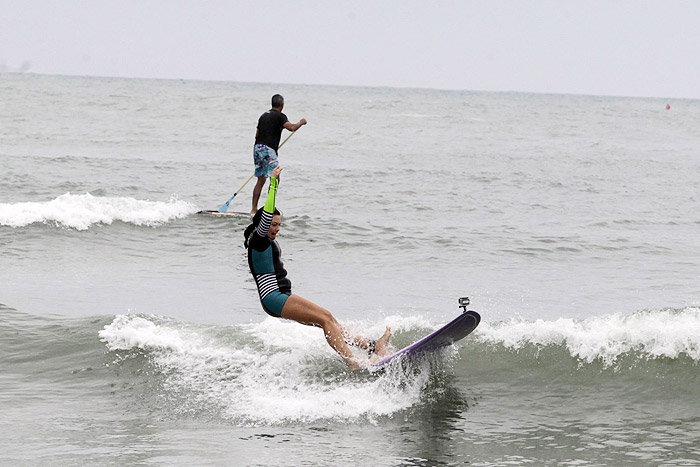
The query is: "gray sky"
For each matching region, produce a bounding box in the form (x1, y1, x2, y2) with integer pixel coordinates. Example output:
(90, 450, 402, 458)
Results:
(2, 0, 699, 99)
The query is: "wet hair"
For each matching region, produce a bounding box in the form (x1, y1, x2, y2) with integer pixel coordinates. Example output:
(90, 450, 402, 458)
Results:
(244, 207, 281, 248)
(271, 94, 284, 108)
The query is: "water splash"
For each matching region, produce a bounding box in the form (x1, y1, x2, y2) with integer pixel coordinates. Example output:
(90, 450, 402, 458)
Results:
(99, 314, 435, 425)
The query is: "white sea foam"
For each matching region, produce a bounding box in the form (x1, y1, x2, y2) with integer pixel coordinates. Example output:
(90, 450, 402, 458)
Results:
(476, 307, 700, 365)
(0, 192, 197, 230)
(99, 314, 431, 424)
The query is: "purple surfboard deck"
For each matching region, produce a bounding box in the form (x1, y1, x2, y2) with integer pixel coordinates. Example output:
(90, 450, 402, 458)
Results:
(372, 310, 481, 368)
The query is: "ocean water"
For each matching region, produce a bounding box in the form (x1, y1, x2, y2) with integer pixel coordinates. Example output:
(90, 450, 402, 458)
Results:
(1, 72, 699, 466)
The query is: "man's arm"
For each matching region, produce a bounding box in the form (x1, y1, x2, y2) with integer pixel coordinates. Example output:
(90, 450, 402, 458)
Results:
(283, 118, 307, 132)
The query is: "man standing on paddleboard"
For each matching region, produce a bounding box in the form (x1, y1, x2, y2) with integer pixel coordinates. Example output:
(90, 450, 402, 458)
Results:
(250, 94, 307, 214)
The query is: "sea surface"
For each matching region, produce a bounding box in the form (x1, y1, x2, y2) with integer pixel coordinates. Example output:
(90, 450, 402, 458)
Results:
(1, 72, 699, 466)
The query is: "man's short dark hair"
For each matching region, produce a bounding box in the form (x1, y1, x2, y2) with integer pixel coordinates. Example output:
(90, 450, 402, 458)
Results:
(271, 94, 284, 108)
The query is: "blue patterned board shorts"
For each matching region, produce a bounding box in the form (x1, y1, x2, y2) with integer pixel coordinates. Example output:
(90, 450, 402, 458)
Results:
(253, 144, 279, 177)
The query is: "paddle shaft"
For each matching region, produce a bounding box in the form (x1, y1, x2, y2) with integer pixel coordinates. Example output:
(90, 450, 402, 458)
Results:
(218, 130, 296, 212)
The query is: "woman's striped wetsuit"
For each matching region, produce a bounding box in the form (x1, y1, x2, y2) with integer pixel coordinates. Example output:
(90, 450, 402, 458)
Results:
(246, 177, 291, 317)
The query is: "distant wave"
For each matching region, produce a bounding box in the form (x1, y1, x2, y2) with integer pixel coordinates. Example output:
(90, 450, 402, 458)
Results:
(475, 307, 700, 366)
(0, 193, 198, 230)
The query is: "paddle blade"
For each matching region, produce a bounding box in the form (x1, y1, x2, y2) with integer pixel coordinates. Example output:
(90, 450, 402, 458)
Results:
(218, 195, 235, 212)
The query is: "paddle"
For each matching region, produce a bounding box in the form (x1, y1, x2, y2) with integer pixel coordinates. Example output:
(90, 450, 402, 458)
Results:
(218, 130, 297, 212)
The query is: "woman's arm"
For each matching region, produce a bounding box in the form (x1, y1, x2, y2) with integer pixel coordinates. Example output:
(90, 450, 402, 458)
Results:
(255, 167, 282, 238)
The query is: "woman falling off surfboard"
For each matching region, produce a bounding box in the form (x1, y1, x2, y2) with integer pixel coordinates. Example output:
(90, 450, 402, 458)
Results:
(243, 166, 391, 370)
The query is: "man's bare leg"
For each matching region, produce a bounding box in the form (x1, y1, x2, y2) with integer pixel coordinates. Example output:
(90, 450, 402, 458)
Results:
(251, 176, 267, 214)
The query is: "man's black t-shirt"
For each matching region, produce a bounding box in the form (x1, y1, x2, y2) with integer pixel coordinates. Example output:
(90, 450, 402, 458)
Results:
(255, 110, 289, 151)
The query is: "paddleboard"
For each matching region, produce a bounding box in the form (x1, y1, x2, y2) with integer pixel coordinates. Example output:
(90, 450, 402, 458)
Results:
(372, 310, 480, 368)
(197, 210, 252, 218)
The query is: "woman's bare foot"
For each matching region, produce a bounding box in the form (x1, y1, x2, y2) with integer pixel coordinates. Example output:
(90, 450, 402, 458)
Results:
(374, 326, 392, 356)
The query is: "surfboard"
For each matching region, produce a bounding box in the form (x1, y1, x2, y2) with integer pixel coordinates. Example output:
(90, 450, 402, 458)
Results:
(196, 210, 252, 218)
(372, 310, 480, 368)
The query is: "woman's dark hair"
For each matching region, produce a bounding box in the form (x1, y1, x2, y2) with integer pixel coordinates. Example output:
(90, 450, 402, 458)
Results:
(243, 207, 281, 248)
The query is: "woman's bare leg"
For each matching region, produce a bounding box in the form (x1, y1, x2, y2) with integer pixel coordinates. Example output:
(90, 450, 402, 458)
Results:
(280, 294, 359, 368)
